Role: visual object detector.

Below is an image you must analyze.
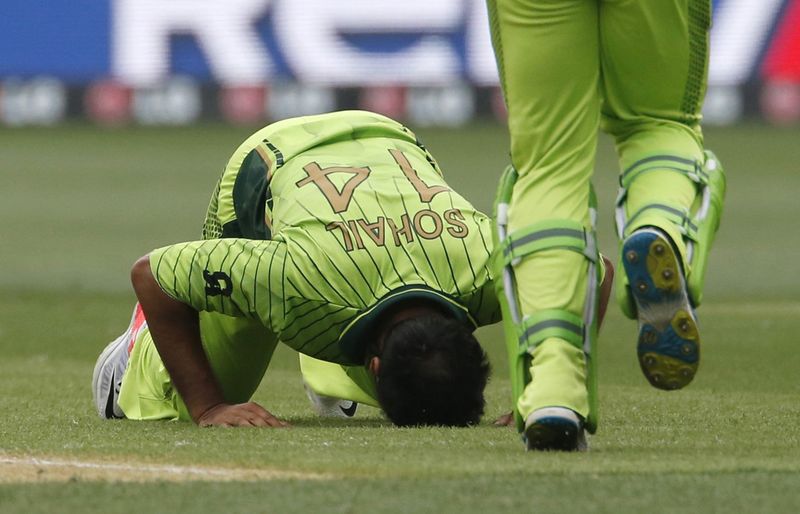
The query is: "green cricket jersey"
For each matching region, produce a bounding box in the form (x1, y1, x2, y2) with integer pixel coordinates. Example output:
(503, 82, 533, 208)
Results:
(150, 111, 500, 365)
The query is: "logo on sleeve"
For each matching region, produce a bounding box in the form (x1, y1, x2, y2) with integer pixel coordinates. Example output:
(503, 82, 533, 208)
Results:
(203, 270, 233, 297)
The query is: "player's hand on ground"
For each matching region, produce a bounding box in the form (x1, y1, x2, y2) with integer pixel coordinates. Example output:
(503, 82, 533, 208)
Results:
(197, 402, 290, 428)
(493, 411, 515, 427)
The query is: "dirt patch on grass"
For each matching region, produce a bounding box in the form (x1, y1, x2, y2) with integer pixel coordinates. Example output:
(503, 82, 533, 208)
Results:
(0, 455, 331, 483)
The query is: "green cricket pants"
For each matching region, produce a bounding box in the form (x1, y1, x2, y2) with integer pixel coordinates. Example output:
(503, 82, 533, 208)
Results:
(118, 310, 379, 421)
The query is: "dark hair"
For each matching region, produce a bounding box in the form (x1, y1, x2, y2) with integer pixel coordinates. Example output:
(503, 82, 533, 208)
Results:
(375, 315, 490, 427)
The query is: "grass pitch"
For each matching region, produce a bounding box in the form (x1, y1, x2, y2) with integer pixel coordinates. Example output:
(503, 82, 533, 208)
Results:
(1, 122, 799, 513)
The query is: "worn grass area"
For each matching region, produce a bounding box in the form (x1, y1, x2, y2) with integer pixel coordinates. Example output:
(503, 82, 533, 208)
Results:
(0, 123, 799, 512)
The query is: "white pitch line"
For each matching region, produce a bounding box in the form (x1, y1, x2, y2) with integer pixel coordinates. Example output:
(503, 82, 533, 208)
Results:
(0, 455, 330, 482)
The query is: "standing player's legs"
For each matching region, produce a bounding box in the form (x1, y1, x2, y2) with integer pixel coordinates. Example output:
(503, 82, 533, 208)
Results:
(488, 0, 602, 449)
(600, 0, 725, 390)
(94, 307, 278, 420)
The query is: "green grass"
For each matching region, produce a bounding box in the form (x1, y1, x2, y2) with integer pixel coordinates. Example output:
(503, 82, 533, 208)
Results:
(1, 122, 799, 513)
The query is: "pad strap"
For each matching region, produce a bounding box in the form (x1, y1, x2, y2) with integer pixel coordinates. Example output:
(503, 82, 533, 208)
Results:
(620, 155, 708, 190)
(518, 309, 584, 357)
(615, 154, 709, 239)
(499, 219, 598, 268)
(624, 203, 699, 242)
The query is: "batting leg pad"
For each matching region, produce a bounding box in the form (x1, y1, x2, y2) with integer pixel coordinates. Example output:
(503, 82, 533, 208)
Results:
(615, 150, 726, 317)
(492, 165, 601, 433)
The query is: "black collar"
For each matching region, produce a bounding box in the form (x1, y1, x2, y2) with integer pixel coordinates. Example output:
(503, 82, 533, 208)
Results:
(337, 285, 476, 363)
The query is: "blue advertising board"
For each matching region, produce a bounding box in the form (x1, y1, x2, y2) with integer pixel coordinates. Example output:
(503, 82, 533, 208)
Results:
(0, 0, 797, 125)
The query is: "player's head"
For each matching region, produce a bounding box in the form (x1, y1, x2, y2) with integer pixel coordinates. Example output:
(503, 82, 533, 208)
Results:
(368, 312, 490, 427)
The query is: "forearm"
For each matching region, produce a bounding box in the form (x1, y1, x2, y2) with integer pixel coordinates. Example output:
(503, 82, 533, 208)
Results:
(130, 255, 225, 423)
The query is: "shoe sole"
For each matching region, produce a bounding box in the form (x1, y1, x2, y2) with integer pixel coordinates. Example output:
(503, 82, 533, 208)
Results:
(524, 408, 586, 452)
(622, 229, 700, 390)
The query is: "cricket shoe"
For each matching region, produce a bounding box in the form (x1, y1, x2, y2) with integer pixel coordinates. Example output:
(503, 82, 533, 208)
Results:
(303, 382, 358, 419)
(524, 407, 587, 452)
(91, 304, 146, 419)
(622, 228, 700, 390)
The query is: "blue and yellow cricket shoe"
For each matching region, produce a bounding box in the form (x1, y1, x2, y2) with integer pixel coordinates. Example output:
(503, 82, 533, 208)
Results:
(622, 228, 699, 390)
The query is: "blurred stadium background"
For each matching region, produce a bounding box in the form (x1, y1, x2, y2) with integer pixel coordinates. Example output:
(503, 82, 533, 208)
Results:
(0, 0, 799, 127)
